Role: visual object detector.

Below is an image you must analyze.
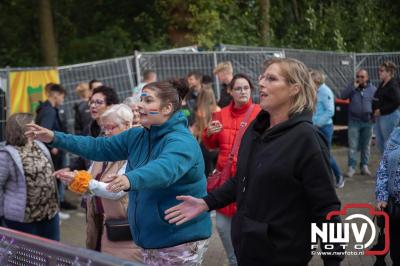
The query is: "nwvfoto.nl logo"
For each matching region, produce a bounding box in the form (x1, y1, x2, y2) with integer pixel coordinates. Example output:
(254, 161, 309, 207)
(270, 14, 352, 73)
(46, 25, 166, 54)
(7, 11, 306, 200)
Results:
(311, 203, 389, 256)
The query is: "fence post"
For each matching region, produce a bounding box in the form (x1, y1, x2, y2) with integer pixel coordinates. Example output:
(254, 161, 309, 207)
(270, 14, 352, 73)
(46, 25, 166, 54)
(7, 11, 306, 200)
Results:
(125, 57, 135, 89)
(6, 67, 10, 118)
(353, 52, 357, 79)
(134, 50, 141, 88)
(281, 48, 286, 58)
(213, 52, 220, 101)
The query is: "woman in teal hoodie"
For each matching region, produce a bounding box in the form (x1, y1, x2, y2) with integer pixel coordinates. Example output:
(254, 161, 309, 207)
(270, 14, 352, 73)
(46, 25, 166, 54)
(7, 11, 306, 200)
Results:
(26, 80, 211, 265)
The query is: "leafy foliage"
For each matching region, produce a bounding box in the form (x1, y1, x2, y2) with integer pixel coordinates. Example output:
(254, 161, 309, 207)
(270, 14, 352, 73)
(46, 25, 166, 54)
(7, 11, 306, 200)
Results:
(0, 0, 399, 67)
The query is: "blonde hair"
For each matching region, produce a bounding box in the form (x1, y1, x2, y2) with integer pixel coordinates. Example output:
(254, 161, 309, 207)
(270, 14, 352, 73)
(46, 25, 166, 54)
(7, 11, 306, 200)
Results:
(213, 61, 233, 75)
(75, 82, 90, 98)
(192, 84, 219, 141)
(100, 104, 133, 126)
(309, 69, 326, 87)
(380, 61, 397, 77)
(263, 58, 316, 116)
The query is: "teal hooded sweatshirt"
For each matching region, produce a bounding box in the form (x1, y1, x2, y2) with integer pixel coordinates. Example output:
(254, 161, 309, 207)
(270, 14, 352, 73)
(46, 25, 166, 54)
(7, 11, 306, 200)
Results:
(52, 111, 212, 248)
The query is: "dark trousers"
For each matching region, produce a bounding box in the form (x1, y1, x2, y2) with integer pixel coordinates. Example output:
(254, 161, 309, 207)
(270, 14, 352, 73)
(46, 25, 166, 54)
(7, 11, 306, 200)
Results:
(200, 143, 218, 176)
(4, 213, 60, 241)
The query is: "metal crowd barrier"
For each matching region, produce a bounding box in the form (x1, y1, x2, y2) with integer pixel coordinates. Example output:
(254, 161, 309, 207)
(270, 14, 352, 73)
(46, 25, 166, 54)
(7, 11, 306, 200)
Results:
(1, 46, 400, 141)
(0, 227, 139, 266)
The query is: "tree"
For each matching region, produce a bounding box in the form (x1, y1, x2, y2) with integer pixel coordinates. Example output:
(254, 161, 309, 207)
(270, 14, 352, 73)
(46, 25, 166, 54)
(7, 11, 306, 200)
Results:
(38, 0, 58, 66)
(1, 0, 400, 67)
(259, 0, 270, 46)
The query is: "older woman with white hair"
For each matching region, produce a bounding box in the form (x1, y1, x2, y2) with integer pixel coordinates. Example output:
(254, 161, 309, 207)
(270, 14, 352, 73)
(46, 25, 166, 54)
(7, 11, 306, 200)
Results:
(165, 58, 344, 265)
(56, 104, 143, 263)
(123, 97, 141, 127)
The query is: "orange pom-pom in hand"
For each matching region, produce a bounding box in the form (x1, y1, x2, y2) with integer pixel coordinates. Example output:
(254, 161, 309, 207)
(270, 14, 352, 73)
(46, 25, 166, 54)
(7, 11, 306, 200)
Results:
(68, 170, 92, 194)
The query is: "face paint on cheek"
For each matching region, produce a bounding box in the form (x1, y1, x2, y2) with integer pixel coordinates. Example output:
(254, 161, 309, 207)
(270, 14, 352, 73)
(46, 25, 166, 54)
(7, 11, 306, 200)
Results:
(148, 109, 160, 115)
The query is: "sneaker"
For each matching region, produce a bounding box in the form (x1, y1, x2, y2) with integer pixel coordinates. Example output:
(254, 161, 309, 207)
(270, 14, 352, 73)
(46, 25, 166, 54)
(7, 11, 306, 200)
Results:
(60, 201, 77, 210)
(336, 176, 345, 189)
(58, 211, 70, 220)
(361, 165, 372, 176)
(346, 167, 355, 178)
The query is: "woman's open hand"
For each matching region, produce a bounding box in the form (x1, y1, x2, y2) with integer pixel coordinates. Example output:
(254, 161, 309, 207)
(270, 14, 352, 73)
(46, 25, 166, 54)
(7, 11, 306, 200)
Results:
(54, 170, 75, 185)
(164, 196, 209, 225)
(104, 174, 131, 192)
(25, 123, 55, 143)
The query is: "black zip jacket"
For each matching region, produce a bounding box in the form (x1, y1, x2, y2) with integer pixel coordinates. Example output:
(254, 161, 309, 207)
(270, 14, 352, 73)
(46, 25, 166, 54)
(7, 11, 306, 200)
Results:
(372, 78, 400, 115)
(74, 100, 92, 135)
(36, 101, 67, 169)
(218, 83, 233, 108)
(204, 110, 343, 266)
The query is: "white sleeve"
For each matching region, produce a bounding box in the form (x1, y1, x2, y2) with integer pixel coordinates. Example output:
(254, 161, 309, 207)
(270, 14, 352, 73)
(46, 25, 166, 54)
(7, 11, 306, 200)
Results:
(117, 162, 127, 175)
(88, 180, 127, 200)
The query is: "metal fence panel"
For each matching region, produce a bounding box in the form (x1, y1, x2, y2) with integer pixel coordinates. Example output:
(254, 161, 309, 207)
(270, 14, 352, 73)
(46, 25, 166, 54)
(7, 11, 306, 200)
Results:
(138, 52, 220, 100)
(58, 56, 136, 132)
(138, 52, 216, 81)
(355, 52, 400, 87)
(215, 51, 281, 102)
(284, 49, 355, 95)
(1, 48, 400, 137)
(138, 51, 280, 102)
(0, 69, 8, 142)
(0, 227, 139, 265)
(220, 44, 355, 96)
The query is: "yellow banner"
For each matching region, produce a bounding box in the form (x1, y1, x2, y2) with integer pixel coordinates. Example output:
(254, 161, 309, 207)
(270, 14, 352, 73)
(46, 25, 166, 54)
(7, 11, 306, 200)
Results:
(9, 70, 60, 114)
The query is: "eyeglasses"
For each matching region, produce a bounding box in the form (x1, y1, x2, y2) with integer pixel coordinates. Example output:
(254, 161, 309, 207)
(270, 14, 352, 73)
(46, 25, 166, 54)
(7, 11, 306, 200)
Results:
(88, 99, 105, 106)
(258, 74, 285, 83)
(101, 124, 119, 133)
(232, 86, 250, 93)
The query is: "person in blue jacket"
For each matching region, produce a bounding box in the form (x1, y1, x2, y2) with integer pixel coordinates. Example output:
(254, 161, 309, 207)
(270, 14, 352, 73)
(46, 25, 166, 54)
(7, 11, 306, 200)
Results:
(340, 69, 377, 178)
(311, 69, 344, 188)
(26, 80, 212, 265)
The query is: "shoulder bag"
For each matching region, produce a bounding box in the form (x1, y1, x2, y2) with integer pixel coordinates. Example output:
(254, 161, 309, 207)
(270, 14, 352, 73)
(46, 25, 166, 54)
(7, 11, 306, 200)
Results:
(207, 104, 255, 192)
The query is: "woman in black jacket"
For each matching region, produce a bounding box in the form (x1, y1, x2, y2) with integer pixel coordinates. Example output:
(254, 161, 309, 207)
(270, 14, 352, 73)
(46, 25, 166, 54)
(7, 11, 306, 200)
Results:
(165, 58, 343, 266)
(372, 60, 400, 154)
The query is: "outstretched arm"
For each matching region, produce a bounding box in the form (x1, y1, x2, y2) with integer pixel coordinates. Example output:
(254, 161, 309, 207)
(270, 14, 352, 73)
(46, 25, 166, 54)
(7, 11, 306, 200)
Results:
(164, 196, 209, 225)
(26, 123, 138, 162)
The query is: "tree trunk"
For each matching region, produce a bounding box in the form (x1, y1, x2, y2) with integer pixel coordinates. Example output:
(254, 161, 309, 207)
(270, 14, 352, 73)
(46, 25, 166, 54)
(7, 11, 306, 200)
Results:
(259, 0, 270, 46)
(292, 0, 300, 23)
(38, 0, 58, 66)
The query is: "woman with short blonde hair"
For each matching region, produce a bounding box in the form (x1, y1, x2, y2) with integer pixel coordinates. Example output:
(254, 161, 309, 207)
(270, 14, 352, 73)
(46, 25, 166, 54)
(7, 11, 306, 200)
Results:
(166, 58, 343, 265)
(263, 57, 316, 116)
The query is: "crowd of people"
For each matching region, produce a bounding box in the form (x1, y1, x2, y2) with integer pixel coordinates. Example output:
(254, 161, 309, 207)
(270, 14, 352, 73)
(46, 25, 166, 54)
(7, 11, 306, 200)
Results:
(0, 58, 400, 265)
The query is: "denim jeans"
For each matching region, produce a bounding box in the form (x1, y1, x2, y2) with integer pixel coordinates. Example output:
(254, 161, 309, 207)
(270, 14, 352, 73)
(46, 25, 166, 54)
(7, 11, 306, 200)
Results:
(375, 109, 400, 154)
(318, 124, 342, 182)
(347, 120, 373, 168)
(4, 213, 60, 241)
(215, 212, 237, 266)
